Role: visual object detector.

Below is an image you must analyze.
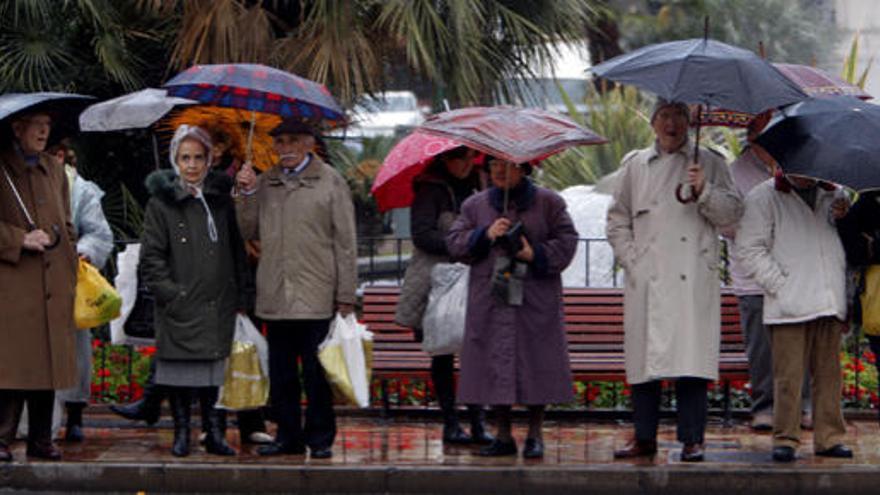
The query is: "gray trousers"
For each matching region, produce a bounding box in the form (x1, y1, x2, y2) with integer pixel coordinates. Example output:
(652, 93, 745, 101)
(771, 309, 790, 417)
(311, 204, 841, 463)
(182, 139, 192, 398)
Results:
(56, 329, 92, 405)
(737, 295, 810, 415)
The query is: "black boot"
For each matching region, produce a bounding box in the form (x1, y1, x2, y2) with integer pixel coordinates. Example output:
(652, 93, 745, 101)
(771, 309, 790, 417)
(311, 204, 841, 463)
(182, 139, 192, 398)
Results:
(109, 360, 163, 425)
(169, 388, 191, 457)
(200, 388, 235, 456)
(64, 402, 85, 442)
(432, 355, 470, 444)
(467, 406, 494, 445)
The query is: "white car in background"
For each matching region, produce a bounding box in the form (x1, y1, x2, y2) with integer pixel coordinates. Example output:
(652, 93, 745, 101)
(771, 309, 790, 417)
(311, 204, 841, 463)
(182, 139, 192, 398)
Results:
(345, 91, 426, 138)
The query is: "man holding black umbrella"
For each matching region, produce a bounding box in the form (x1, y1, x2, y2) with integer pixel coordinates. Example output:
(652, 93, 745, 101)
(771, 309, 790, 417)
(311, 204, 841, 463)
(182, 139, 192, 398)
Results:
(606, 99, 743, 462)
(0, 110, 78, 462)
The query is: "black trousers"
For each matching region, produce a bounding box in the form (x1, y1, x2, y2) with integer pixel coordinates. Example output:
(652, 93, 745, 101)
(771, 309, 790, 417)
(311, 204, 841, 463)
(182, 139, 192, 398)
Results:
(0, 389, 54, 448)
(632, 377, 708, 444)
(266, 319, 336, 450)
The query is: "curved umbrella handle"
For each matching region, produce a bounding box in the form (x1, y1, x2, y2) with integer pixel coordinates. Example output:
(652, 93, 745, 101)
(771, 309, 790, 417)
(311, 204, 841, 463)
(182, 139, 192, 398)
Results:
(675, 183, 698, 203)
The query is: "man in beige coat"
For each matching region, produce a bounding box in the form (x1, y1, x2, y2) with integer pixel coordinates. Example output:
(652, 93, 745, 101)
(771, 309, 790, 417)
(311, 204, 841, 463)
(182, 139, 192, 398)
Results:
(606, 100, 743, 462)
(0, 111, 78, 462)
(236, 119, 357, 459)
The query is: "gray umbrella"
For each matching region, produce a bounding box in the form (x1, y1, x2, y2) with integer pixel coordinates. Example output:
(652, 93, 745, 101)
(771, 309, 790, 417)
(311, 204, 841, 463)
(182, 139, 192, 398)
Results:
(79, 88, 196, 132)
(0, 92, 94, 144)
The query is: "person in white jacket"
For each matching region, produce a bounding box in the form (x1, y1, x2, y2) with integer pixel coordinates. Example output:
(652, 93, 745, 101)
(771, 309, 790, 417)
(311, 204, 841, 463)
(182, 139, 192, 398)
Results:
(734, 172, 851, 462)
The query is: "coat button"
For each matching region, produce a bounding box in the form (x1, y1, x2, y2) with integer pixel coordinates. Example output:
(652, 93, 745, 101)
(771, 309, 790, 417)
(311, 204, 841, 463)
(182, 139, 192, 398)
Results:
(181, 237, 187, 243)
(680, 274, 687, 281)
(45, 292, 51, 300)
(681, 236, 687, 242)
(178, 222, 185, 228)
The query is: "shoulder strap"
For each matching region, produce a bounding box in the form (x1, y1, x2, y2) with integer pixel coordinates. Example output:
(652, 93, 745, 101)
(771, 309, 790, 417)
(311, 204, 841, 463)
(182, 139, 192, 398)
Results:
(2, 165, 36, 230)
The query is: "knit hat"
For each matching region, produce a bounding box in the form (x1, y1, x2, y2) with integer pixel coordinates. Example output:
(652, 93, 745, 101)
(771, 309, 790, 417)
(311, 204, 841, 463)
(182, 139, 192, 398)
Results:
(650, 98, 691, 124)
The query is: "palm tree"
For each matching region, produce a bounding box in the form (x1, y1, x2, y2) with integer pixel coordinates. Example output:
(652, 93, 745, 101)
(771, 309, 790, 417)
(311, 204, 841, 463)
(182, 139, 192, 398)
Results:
(137, 0, 602, 106)
(0, 0, 170, 94)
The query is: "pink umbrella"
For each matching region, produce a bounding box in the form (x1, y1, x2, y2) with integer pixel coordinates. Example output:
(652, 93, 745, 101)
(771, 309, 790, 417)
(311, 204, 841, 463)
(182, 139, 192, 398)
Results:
(372, 106, 607, 212)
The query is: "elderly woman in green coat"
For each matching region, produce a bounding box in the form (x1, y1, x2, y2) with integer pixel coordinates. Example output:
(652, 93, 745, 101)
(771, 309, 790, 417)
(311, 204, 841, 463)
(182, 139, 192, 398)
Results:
(140, 125, 247, 457)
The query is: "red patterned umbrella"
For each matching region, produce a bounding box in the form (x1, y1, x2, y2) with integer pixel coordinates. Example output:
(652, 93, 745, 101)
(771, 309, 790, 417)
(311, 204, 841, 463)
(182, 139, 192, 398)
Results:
(699, 63, 872, 127)
(371, 106, 607, 212)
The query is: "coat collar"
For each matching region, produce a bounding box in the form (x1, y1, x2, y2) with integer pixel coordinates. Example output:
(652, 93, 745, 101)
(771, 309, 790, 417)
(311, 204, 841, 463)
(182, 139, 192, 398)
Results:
(265, 153, 326, 188)
(647, 138, 696, 163)
(145, 169, 233, 203)
(0, 146, 51, 177)
(488, 177, 536, 213)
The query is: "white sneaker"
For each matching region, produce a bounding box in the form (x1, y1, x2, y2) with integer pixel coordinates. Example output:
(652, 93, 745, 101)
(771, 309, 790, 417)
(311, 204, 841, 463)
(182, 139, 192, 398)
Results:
(247, 431, 274, 444)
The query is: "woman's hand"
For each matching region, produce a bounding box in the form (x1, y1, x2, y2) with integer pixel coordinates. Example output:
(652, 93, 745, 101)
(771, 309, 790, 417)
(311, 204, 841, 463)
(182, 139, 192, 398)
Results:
(487, 218, 511, 241)
(515, 236, 534, 262)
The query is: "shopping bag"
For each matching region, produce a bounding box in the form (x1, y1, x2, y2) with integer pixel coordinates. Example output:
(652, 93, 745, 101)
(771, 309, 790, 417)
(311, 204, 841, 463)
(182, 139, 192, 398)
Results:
(74, 258, 122, 329)
(862, 265, 880, 336)
(421, 262, 469, 356)
(318, 313, 374, 408)
(110, 244, 154, 345)
(217, 314, 270, 411)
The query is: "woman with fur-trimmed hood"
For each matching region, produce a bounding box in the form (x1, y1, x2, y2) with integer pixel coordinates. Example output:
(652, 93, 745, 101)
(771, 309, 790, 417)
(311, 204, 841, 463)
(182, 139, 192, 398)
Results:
(140, 125, 247, 458)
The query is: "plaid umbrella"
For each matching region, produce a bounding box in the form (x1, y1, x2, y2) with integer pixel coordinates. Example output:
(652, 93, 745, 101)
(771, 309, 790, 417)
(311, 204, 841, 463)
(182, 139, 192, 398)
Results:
(163, 63, 345, 128)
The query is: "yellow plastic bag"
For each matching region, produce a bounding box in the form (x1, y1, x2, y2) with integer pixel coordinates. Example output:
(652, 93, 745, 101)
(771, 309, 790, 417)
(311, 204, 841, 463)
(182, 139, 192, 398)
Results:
(861, 266, 880, 336)
(74, 259, 122, 329)
(318, 314, 374, 408)
(217, 315, 269, 411)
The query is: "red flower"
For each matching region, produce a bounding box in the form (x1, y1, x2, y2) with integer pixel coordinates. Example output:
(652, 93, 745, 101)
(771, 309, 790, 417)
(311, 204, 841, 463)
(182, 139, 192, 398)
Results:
(97, 368, 111, 378)
(91, 338, 102, 350)
(622, 387, 631, 397)
(140, 346, 157, 357)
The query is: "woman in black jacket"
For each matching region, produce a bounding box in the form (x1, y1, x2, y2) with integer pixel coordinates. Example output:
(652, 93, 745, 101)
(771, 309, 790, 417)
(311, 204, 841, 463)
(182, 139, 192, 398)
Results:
(140, 125, 247, 457)
(394, 147, 492, 445)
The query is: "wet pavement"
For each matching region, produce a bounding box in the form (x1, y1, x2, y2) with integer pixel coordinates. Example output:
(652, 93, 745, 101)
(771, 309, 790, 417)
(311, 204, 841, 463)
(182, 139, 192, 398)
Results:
(3, 411, 880, 493)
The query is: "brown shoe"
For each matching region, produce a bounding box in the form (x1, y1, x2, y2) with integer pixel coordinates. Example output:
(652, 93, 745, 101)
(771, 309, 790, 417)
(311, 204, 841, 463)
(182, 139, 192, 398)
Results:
(613, 439, 657, 459)
(0, 445, 11, 462)
(26, 443, 61, 461)
(680, 443, 705, 462)
(750, 411, 773, 431)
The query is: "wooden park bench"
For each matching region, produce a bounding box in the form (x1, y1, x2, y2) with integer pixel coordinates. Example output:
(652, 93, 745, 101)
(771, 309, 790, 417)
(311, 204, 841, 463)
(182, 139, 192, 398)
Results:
(361, 285, 749, 420)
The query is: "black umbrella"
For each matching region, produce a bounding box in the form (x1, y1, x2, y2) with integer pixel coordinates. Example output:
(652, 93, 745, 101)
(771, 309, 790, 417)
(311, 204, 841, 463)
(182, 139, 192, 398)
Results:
(756, 96, 880, 191)
(0, 92, 94, 145)
(591, 31, 808, 202)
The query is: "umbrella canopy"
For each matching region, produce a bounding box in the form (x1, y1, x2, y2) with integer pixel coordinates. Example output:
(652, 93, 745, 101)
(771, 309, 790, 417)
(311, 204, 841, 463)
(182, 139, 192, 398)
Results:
(163, 63, 345, 128)
(591, 38, 808, 113)
(161, 106, 280, 172)
(0, 92, 94, 143)
(756, 96, 880, 191)
(372, 106, 607, 212)
(417, 106, 607, 164)
(700, 63, 872, 127)
(371, 130, 465, 212)
(79, 88, 196, 132)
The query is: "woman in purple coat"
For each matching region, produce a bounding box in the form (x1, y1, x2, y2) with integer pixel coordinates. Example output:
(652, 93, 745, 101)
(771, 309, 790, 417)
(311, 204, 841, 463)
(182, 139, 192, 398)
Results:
(446, 157, 578, 458)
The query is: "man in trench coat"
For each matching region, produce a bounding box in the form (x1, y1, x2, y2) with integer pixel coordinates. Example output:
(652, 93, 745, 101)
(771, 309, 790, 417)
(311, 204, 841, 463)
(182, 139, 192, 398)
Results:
(606, 100, 743, 462)
(0, 111, 78, 461)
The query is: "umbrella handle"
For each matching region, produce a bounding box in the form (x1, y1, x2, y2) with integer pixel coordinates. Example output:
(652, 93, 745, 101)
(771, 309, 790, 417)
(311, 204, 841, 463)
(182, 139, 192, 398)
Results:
(675, 183, 698, 203)
(676, 104, 703, 204)
(245, 110, 256, 165)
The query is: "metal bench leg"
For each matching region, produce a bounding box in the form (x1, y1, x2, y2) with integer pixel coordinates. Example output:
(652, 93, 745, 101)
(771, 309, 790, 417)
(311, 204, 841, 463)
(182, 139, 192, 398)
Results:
(722, 381, 732, 428)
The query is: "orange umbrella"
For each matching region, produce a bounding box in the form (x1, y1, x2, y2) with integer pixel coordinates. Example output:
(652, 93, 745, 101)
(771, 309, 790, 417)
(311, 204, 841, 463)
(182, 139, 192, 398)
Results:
(161, 106, 280, 171)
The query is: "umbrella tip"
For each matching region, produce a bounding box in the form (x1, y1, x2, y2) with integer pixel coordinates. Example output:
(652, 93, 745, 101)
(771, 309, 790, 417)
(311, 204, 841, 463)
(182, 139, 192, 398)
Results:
(704, 16, 709, 41)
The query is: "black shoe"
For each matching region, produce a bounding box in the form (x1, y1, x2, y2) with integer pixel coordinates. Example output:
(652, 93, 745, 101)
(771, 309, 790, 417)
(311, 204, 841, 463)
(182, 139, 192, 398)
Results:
(815, 444, 853, 458)
(468, 408, 495, 445)
(613, 439, 658, 459)
(442, 422, 472, 445)
(26, 443, 62, 461)
(310, 446, 333, 459)
(0, 445, 11, 462)
(257, 442, 306, 456)
(64, 403, 85, 442)
(110, 399, 161, 426)
(680, 443, 704, 462)
(522, 438, 544, 459)
(169, 389, 192, 457)
(478, 438, 517, 457)
(772, 446, 796, 462)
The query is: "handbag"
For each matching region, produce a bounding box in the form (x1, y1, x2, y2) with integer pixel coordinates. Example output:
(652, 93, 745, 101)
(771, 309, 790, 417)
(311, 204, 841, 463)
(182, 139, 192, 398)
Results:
(421, 262, 469, 356)
(318, 313, 374, 408)
(216, 314, 270, 411)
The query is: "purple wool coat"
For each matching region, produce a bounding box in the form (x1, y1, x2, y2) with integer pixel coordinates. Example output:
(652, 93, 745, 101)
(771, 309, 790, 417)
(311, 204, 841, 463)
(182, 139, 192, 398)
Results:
(446, 179, 578, 405)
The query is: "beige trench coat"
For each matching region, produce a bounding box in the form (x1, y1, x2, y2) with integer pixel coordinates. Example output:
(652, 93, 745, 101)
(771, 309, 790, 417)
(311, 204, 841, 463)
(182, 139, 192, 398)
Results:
(0, 148, 78, 389)
(606, 141, 743, 384)
(236, 155, 357, 320)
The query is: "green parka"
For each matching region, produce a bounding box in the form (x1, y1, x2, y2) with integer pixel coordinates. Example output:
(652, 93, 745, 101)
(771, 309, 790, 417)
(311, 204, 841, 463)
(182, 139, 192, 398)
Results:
(140, 169, 247, 361)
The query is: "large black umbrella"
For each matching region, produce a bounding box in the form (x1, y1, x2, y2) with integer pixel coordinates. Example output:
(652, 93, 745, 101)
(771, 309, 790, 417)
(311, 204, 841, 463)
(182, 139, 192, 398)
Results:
(756, 96, 880, 191)
(591, 38, 807, 114)
(0, 92, 94, 145)
(592, 36, 808, 202)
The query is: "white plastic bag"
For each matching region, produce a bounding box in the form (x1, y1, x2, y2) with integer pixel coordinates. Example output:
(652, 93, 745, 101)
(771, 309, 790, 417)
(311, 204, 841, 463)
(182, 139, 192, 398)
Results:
(110, 243, 146, 345)
(216, 314, 270, 411)
(421, 262, 469, 356)
(318, 313, 374, 408)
